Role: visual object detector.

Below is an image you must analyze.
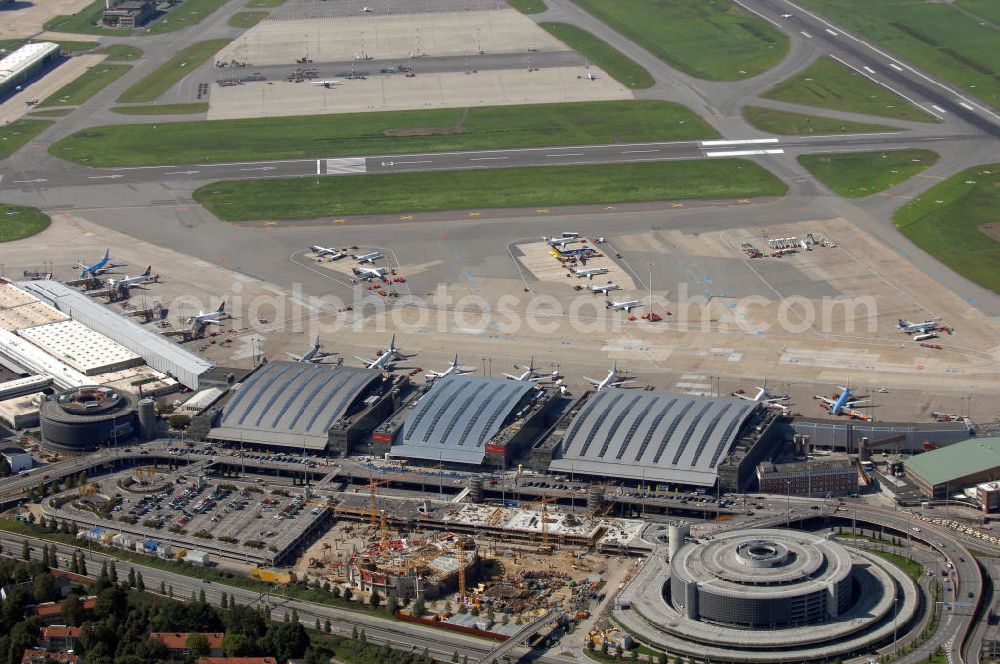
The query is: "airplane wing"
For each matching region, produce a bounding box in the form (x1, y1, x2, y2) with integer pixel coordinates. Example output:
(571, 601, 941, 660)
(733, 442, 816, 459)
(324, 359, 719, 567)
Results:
(845, 399, 869, 407)
(202, 319, 223, 326)
(611, 379, 636, 386)
(501, 373, 519, 380)
(814, 396, 835, 406)
(582, 376, 600, 385)
(285, 353, 303, 361)
(355, 356, 375, 366)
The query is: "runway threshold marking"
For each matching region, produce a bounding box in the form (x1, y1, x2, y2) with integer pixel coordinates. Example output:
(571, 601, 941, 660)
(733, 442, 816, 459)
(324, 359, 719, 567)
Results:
(469, 157, 508, 161)
(800, 31, 812, 38)
(825, 28, 839, 36)
(863, 66, 875, 74)
(701, 138, 779, 147)
(888, 63, 904, 71)
(932, 105, 947, 114)
(958, 101, 975, 110)
(704, 149, 784, 157)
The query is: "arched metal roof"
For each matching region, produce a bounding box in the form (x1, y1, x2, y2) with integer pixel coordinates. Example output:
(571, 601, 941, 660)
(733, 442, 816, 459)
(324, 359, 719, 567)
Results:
(210, 361, 382, 448)
(391, 375, 535, 465)
(550, 389, 755, 485)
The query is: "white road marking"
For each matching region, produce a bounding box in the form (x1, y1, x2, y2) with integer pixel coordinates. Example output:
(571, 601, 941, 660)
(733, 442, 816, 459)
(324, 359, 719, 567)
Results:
(546, 153, 585, 157)
(324, 157, 367, 173)
(889, 62, 904, 71)
(316, 159, 321, 175)
(825, 28, 838, 36)
(958, 101, 975, 110)
(829, 55, 942, 120)
(800, 31, 812, 38)
(701, 138, 779, 146)
(88, 175, 124, 179)
(393, 160, 433, 164)
(621, 149, 660, 154)
(239, 167, 276, 171)
(931, 105, 947, 114)
(704, 149, 785, 157)
(164, 170, 200, 175)
(469, 156, 508, 161)
(13, 179, 46, 183)
(863, 66, 875, 74)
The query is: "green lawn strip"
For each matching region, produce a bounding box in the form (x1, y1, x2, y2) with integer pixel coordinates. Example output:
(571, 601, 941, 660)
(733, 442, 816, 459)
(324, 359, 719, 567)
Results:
(0, 204, 52, 242)
(507, 0, 546, 13)
(99, 44, 143, 61)
(762, 56, 935, 123)
(956, 0, 1000, 25)
(117, 38, 230, 103)
(229, 10, 269, 27)
(0, 517, 380, 616)
(194, 159, 787, 221)
(143, 0, 230, 34)
(570, 0, 788, 81)
(0, 119, 55, 160)
(798, 0, 1000, 112)
(112, 102, 209, 114)
(29, 109, 76, 117)
(51, 100, 718, 166)
(798, 149, 939, 198)
(893, 163, 1000, 294)
(743, 105, 900, 135)
(246, 0, 285, 7)
(867, 549, 924, 581)
(44, 0, 132, 36)
(539, 22, 653, 89)
(39, 63, 131, 107)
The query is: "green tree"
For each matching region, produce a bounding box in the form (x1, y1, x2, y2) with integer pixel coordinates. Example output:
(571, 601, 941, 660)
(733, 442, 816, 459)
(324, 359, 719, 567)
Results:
(323, 619, 331, 633)
(78, 556, 87, 576)
(61, 593, 84, 626)
(40, 544, 50, 568)
(128, 567, 136, 588)
(109, 561, 118, 583)
(199, 588, 207, 604)
(343, 587, 353, 602)
(386, 595, 399, 616)
(187, 633, 211, 659)
(412, 597, 426, 617)
(34, 572, 57, 603)
(136, 571, 145, 591)
(160, 581, 166, 595)
(48, 545, 58, 569)
(369, 590, 381, 609)
(22, 539, 29, 561)
(168, 584, 173, 598)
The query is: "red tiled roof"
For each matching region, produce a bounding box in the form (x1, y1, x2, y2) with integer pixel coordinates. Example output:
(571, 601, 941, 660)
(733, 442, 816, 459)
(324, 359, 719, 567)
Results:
(21, 650, 79, 664)
(41, 626, 82, 638)
(33, 596, 97, 617)
(197, 658, 278, 664)
(151, 632, 225, 650)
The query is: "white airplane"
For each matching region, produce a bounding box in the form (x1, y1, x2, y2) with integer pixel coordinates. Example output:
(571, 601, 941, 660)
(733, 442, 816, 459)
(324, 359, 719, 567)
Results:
(286, 335, 336, 363)
(543, 236, 583, 249)
(733, 379, 789, 413)
(425, 355, 476, 380)
(583, 365, 635, 391)
(353, 251, 382, 264)
(813, 383, 870, 420)
(584, 71, 596, 81)
(606, 299, 642, 313)
(75, 248, 114, 278)
(109, 266, 156, 289)
(352, 266, 388, 281)
(898, 318, 940, 334)
(313, 80, 342, 89)
(188, 302, 227, 334)
(310, 245, 346, 259)
(503, 358, 556, 382)
(570, 267, 609, 280)
(360, 5, 372, 11)
(588, 283, 620, 296)
(356, 335, 402, 370)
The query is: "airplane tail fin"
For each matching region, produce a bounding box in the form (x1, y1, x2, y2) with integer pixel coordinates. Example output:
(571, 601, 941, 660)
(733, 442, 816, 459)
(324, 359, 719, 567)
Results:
(898, 319, 907, 328)
(142, 266, 152, 276)
(605, 300, 612, 308)
(217, 301, 225, 313)
(102, 248, 110, 261)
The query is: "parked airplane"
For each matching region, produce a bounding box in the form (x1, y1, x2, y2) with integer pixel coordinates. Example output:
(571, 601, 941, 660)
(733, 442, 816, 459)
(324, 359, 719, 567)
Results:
(360, 5, 372, 11)
(353, 251, 382, 264)
(425, 355, 476, 380)
(898, 318, 940, 334)
(75, 249, 114, 278)
(286, 335, 336, 363)
(503, 358, 557, 382)
(313, 80, 342, 89)
(570, 267, 609, 280)
(588, 283, 620, 296)
(551, 245, 598, 258)
(814, 383, 869, 420)
(188, 302, 226, 334)
(355, 335, 402, 369)
(109, 266, 156, 290)
(584, 71, 596, 81)
(310, 245, 346, 259)
(352, 266, 388, 281)
(583, 365, 635, 391)
(734, 379, 789, 413)
(913, 332, 939, 342)
(606, 299, 642, 313)
(543, 236, 583, 249)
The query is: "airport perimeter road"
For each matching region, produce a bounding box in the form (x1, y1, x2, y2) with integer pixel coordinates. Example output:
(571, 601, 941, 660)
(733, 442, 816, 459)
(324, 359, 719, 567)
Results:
(0, 532, 577, 664)
(0, 131, 976, 190)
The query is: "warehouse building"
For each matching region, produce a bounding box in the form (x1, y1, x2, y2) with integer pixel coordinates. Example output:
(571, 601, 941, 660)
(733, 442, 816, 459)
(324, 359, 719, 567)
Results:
(18, 320, 143, 375)
(905, 436, 1000, 499)
(375, 375, 558, 468)
(17, 280, 214, 389)
(207, 360, 401, 451)
(101, 0, 156, 28)
(543, 389, 762, 489)
(0, 42, 62, 100)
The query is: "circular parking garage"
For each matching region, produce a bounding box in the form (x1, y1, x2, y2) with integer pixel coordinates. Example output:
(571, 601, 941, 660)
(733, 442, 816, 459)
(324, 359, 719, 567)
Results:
(39, 386, 138, 452)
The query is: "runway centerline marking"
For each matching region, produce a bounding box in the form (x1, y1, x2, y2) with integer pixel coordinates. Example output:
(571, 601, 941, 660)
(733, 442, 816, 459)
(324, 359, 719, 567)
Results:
(469, 157, 508, 161)
(622, 149, 660, 154)
(546, 153, 585, 157)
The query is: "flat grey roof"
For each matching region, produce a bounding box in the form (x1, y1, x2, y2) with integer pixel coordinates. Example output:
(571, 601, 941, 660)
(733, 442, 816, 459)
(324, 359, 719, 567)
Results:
(550, 389, 755, 486)
(391, 375, 535, 465)
(210, 361, 382, 449)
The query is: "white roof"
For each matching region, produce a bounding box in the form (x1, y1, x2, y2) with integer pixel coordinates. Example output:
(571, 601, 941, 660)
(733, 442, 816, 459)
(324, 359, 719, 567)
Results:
(0, 283, 69, 332)
(0, 43, 60, 83)
(0, 327, 90, 388)
(18, 320, 142, 375)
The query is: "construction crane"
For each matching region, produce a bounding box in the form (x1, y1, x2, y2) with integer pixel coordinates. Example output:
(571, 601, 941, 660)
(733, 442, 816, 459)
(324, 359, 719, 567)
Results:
(379, 510, 390, 551)
(360, 464, 446, 526)
(523, 496, 558, 551)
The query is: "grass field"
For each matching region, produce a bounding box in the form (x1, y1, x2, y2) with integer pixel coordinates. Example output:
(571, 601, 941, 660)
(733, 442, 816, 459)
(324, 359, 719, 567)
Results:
(762, 56, 934, 122)
(0, 204, 51, 242)
(798, 149, 938, 198)
(116, 39, 230, 103)
(44, 0, 132, 35)
(539, 22, 653, 89)
(51, 100, 719, 166)
(193, 159, 786, 221)
(743, 106, 899, 135)
(229, 11, 269, 27)
(571, 0, 788, 80)
(112, 102, 209, 115)
(957, 0, 1000, 25)
(0, 120, 54, 160)
(799, 0, 1000, 112)
(868, 550, 924, 581)
(142, 0, 230, 34)
(99, 44, 143, 61)
(893, 163, 1000, 294)
(507, 0, 547, 13)
(39, 63, 131, 107)
(29, 109, 76, 117)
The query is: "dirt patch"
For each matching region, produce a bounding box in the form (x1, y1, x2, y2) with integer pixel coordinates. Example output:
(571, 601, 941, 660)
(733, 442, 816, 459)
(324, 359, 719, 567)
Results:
(383, 126, 465, 137)
(978, 223, 1000, 243)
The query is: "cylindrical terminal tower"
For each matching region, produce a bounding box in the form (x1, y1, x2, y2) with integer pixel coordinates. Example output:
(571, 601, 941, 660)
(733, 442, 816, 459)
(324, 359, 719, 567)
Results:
(668, 522, 690, 560)
(138, 397, 157, 440)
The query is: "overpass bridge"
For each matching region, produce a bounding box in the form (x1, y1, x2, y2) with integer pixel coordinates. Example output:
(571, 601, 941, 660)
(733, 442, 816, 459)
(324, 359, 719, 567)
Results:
(476, 609, 563, 664)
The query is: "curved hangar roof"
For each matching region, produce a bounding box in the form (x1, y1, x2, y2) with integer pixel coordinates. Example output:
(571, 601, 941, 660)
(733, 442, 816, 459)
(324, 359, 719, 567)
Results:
(550, 389, 755, 486)
(210, 361, 382, 448)
(391, 375, 535, 465)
